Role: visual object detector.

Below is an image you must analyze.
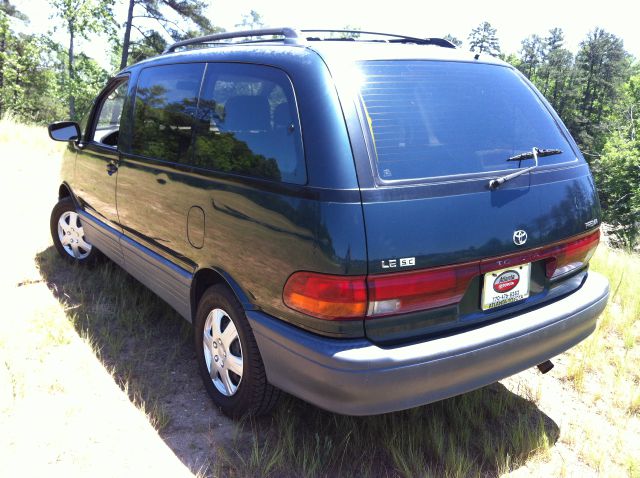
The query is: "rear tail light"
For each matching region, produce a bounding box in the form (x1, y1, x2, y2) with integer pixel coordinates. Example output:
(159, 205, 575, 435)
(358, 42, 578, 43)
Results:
(544, 229, 600, 279)
(282, 272, 367, 320)
(283, 264, 478, 320)
(283, 229, 601, 321)
(367, 263, 478, 316)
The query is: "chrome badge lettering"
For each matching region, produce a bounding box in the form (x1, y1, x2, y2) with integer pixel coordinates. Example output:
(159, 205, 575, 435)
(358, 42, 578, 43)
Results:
(400, 257, 415, 267)
(382, 257, 415, 269)
(585, 218, 599, 228)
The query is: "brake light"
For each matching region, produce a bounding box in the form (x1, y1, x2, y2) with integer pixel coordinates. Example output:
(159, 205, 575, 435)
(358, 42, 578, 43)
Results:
(283, 229, 600, 321)
(367, 263, 478, 316)
(545, 229, 600, 279)
(283, 264, 478, 320)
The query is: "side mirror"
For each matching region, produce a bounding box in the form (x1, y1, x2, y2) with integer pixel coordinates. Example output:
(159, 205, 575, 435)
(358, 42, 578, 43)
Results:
(48, 121, 81, 142)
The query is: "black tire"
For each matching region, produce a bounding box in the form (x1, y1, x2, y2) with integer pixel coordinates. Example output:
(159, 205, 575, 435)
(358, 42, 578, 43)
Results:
(50, 197, 99, 264)
(195, 284, 281, 418)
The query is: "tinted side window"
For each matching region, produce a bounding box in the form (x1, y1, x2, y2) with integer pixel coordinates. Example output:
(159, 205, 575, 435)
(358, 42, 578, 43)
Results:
(193, 63, 305, 184)
(132, 63, 205, 163)
(91, 80, 128, 147)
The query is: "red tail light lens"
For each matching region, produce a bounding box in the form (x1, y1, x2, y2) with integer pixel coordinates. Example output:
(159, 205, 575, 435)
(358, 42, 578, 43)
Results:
(545, 229, 600, 279)
(283, 265, 479, 320)
(367, 263, 479, 316)
(283, 272, 367, 320)
(283, 229, 600, 321)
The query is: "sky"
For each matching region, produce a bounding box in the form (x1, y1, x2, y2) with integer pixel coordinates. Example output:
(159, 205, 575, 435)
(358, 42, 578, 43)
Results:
(12, 0, 640, 72)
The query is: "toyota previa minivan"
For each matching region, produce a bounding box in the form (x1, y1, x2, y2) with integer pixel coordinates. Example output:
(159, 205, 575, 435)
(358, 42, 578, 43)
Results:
(47, 28, 609, 417)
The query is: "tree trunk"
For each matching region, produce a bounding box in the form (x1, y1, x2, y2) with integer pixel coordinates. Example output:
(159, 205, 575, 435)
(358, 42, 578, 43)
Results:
(119, 0, 135, 70)
(68, 19, 75, 119)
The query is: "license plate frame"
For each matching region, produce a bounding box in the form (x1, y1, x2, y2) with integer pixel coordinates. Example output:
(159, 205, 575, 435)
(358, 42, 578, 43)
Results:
(481, 263, 531, 311)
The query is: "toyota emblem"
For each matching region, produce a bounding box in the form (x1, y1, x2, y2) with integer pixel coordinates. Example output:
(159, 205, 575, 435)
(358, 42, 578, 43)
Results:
(513, 230, 528, 246)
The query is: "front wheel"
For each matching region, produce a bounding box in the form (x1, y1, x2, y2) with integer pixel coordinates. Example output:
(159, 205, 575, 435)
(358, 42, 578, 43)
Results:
(50, 197, 99, 264)
(195, 285, 280, 417)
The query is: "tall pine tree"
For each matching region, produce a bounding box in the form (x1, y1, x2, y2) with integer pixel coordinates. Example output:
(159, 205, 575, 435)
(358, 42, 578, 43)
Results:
(574, 28, 629, 154)
(119, 0, 215, 69)
(468, 21, 501, 57)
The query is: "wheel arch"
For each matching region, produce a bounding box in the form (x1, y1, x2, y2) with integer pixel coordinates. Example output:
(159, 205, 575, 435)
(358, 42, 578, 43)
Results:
(58, 183, 72, 200)
(58, 182, 80, 207)
(191, 267, 255, 321)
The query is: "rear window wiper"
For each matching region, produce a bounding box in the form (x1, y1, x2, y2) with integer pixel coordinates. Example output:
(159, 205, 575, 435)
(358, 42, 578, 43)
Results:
(489, 147, 562, 189)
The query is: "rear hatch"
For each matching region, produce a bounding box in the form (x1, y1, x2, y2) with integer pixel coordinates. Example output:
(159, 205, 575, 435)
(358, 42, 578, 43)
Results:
(355, 60, 601, 343)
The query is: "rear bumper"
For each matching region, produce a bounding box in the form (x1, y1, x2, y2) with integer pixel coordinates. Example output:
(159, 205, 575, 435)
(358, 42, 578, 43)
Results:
(248, 271, 609, 415)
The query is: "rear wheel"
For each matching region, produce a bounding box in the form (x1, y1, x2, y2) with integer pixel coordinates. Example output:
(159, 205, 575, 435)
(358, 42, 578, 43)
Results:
(50, 197, 99, 264)
(195, 284, 280, 417)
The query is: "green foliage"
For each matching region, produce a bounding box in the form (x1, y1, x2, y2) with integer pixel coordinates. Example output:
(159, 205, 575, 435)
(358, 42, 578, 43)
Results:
(0, 7, 108, 123)
(69, 53, 110, 118)
(593, 75, 640, 247)
(571, 29, 630, 155)
(128, 29, 167, 63)
(0, 34, 66, 122)
(509, 27, 637, 247)
(443, 34, 462, 48)
(235, 9, 264, 30)
(119, 0, 217, 69)
(51, 0, 115, 118)
(510, 28, 579, 122)
(328, 25, 362, 39)
(468, 21, 501, 57)
(51, 0, 116, 41)
(142, 0, 213, 34)
(0, 0, 27, 22)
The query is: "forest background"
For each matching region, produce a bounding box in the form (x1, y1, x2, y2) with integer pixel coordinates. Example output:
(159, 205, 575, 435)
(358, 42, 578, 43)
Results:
(1, 0, 638, 247)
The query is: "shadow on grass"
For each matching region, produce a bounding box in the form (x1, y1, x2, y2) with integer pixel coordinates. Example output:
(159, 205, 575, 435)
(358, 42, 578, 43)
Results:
(36, 246, 559, 477)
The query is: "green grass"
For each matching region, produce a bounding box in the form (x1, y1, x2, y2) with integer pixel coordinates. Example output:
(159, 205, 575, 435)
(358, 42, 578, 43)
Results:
(217, 387, 556, 478)
(566, 246, 640, 395)
(33, 248, 561, 477)
(35, 248, 189, 433)
(35, 246, 561, 477)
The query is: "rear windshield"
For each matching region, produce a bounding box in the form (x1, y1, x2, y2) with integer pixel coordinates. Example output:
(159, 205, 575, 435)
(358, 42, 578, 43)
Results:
(358, 60, 575, 181)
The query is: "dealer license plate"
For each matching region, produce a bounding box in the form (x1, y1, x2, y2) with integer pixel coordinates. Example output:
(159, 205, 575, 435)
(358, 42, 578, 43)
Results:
(481, 263, 531, 311)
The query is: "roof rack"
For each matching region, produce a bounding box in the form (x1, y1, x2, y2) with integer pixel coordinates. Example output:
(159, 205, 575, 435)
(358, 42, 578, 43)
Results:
(301, 29, 456, 48)
(163, 27, 303, 53)
(162, 27, 456, 54)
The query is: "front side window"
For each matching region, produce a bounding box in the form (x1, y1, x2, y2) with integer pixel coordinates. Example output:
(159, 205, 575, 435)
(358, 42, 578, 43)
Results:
(91, 79, 128, 147)
(192, 63, 306, 184)
(131, 63, 205, 163)
(358, 61, 575, 181)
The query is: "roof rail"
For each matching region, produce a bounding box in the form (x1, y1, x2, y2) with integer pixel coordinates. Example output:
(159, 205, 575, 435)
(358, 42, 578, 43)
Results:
(162, 27, 456, 54)
(163, 27, 303, 53)
(301, 29, 456, 48)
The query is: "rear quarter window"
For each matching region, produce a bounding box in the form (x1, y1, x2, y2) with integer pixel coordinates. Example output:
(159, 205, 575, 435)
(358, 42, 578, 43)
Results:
(192, 63, 306, 184)
(358, 60, 576, 182)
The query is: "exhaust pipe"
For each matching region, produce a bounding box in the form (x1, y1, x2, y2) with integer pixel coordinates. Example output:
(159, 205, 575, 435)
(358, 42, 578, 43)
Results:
(537, 360, 554, 374)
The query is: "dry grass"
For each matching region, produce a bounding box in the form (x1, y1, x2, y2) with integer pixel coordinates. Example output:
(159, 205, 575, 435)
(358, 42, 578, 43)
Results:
(1, 119, 638, 477)
(0, 119, 192, 477)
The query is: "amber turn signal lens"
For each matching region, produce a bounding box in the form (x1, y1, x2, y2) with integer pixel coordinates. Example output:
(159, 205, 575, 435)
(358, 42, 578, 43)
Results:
(283, 272, 367, 320)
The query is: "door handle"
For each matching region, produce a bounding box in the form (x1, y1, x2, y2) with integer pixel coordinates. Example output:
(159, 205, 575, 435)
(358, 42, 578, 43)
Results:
(106, 162, 118, 176)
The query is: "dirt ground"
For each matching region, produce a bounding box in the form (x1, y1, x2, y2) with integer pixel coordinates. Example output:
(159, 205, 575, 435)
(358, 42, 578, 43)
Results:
(0, 131, 240, 476)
